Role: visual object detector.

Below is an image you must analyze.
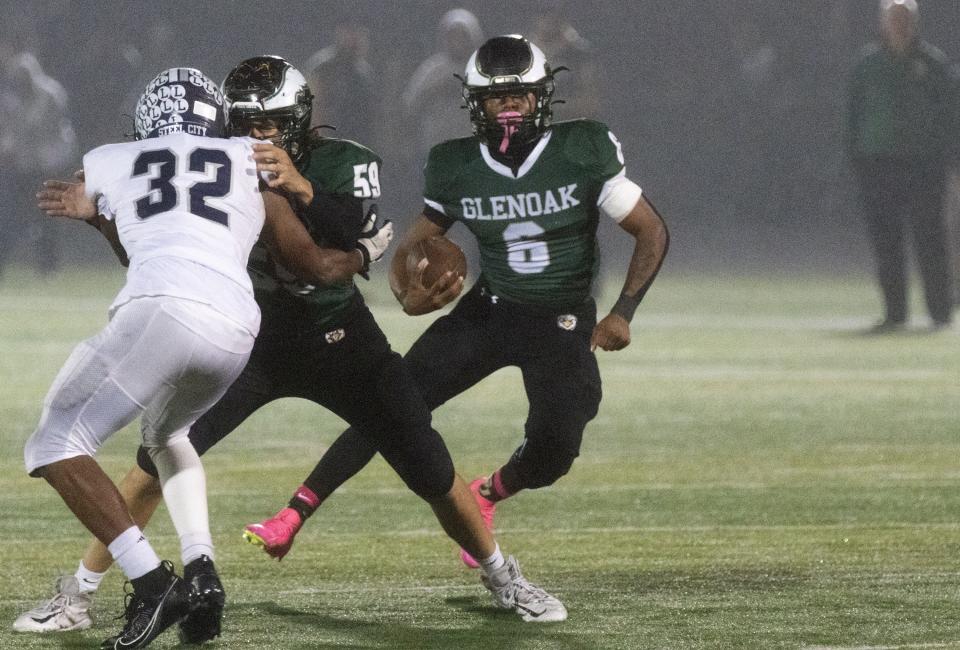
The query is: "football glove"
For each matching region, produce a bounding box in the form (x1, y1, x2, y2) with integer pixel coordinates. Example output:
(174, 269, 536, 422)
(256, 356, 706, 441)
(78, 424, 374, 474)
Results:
(355, 204, 392, 279)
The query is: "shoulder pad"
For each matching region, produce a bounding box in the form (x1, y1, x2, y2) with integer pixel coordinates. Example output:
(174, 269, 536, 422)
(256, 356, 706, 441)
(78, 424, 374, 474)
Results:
(424, 137, 479, 198)
(552, 119, 623, 178)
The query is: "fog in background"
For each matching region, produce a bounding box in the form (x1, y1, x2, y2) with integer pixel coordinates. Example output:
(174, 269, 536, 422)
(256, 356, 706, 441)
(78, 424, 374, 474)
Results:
(2, 0, 958, 277)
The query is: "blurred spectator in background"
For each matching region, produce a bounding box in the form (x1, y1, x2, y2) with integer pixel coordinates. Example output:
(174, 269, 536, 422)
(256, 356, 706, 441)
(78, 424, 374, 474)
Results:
(528, 10, 599, 119)
(948, 168, 960, 305)
(949, 62, 960, 305)
(305, 23, 377, 145)
(0, 50, 78, 278)
(845, 0, 956, 332)
(400, 8, 483, 167)
(720, 14, 781, 258)
(391, 8, 482, 221)
(118, 20, 178, 137)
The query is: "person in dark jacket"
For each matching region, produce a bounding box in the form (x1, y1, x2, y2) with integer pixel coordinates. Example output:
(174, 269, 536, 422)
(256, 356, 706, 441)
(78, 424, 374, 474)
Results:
(846, 0, 957, 332)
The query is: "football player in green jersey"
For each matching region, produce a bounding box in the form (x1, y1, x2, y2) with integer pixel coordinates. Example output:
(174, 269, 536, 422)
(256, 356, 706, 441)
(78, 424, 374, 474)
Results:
(250, 34, 669, 569)
(16, 54, 567, 636)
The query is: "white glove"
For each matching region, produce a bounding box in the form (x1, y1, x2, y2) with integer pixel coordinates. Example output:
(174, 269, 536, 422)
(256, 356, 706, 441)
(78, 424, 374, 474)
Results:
(355, 204, 392, 276)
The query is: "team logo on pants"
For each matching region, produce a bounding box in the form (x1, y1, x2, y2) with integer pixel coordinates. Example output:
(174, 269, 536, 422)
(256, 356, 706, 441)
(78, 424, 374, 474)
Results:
(325, 328, 346, 344)
(557, 315, 577, 331)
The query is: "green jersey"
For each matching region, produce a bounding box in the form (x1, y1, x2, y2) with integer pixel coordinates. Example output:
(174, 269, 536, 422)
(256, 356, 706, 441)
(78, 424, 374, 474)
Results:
(846, 42, 956, 161)
(248, 136, 382, 329)
(424, 119, 627, 309)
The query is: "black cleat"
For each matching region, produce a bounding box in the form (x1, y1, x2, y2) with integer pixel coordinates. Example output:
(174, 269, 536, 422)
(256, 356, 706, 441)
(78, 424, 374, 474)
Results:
(865, 318, 906, 335)
(101, 561, 190, 649)
(178, 555, 225, 644)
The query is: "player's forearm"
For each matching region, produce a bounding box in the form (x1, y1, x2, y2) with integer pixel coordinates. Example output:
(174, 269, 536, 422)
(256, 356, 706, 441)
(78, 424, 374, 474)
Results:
(389, 240, 413, 303)
(285, 244, 364, 286)
(289, 177, 314, 207)
(301, 192, 366, 248)
(89, 215, 130, 267)
(611, 203, 669, 322)
(389, 213, 448, 305)
(263, 187, 362, 284)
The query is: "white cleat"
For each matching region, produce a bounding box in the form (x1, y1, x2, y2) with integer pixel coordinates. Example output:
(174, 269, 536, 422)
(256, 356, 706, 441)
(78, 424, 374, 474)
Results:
(13, 575, 93, 633)
(481, 556, 568, 622)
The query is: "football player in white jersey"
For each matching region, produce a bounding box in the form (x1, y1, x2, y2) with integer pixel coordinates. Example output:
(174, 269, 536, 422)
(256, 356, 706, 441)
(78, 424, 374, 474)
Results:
(22, 67, 391, 649)
(20, 56, 566, 636)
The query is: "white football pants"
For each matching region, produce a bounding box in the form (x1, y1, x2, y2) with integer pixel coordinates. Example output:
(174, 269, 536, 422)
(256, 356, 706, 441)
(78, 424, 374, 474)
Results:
(24, 296, 254, 474)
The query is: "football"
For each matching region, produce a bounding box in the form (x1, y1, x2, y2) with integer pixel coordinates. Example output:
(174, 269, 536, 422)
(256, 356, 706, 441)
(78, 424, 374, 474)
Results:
(406, 236, 468, 287)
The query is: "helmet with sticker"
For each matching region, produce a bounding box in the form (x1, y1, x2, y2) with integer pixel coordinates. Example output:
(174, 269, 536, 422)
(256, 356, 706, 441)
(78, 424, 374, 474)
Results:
(134, 67, 226, 140)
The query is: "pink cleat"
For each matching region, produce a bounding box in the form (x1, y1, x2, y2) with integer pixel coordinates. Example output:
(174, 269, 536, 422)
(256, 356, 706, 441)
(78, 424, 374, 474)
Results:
(242, 507, 303, 560)
(460, 477, 497, 568)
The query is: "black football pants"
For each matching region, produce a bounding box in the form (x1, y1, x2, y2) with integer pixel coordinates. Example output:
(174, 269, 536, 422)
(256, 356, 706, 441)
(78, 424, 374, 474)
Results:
(855, 156, 954, 324)
(137, 297, 454, 500)
(314, 282, 602, 494)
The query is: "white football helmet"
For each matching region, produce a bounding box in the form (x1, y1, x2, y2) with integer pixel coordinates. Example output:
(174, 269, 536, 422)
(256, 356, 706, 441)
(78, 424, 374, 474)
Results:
(461, 35, 556, 147)
(134, 67, 225, 140)
(222, 55, 314, 161)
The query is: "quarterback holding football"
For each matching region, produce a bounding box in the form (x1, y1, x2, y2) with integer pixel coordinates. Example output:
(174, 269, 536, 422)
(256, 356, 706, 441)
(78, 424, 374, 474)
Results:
(255, 34, 669, 573)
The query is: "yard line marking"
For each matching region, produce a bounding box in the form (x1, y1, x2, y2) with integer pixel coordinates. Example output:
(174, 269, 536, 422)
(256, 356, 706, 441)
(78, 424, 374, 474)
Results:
(800, 641, 960, 650)
(244, 522, 960, 538)
(603, 367, 950, 381)
(216, 480, 960, 498)
(10, 523, 960, 547)
(490, 522, 960, 536)
(16, 522, 960, 545)
(637, 314, 888, 331)
(0, 296, 109, 311)
(277, 585, 479, 596)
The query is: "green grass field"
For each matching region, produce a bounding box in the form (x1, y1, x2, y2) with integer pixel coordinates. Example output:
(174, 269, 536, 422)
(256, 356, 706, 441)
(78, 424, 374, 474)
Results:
(1, 268, 958, 649)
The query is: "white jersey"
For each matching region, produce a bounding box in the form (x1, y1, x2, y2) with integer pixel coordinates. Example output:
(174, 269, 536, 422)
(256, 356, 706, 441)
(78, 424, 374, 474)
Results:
(83, 133, 265, 334)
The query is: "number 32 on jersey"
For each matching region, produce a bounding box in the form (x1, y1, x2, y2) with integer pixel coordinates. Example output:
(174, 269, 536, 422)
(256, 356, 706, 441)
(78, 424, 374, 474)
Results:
(132, 147, 232, 225)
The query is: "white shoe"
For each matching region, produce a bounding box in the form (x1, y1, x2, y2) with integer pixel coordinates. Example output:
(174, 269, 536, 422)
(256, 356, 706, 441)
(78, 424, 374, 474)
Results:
(12, 575, 93, 633)
(481, 556, 568, 622)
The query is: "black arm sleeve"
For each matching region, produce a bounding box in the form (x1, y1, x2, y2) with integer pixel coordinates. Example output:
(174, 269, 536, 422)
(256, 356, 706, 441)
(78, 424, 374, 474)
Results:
(423, 203, 456, 229)
(300, 191, 366, 251)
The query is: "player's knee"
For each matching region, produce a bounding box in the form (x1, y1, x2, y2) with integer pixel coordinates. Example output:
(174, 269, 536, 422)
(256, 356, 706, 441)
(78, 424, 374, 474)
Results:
(515, 412, 589, 489)
(24, 426, 97, 477)
(380, 427, 455, 500)
(511, 431, 581, 489)
(181, 417, 221, 457)
(517, 449, 578, 488)
(374, 355, 433, 423)
(408, 461, 455, 500)
(136, 444, 159, 478)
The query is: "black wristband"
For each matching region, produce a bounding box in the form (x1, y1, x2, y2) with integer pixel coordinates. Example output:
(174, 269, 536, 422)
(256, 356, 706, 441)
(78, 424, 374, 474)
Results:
(611, 291, 642, 322)
(354, 245, 370, 268)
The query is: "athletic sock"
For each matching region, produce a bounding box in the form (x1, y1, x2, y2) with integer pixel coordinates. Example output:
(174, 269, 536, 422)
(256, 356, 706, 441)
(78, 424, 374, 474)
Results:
(479, 468, 517, 503)
(75, 560, 106, 594)
(107, 526, 161, 581)
(179, 531, 215, 566)
(478, 543, 506, 574)
(148, 440, 215, 565)
(287, 484, 322, 522)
